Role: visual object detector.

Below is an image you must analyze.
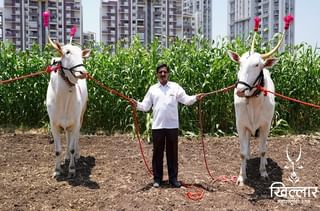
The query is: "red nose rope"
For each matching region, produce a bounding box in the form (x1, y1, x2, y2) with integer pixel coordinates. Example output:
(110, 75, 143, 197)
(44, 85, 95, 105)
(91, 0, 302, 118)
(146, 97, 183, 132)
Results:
(256, 85, 320, 109)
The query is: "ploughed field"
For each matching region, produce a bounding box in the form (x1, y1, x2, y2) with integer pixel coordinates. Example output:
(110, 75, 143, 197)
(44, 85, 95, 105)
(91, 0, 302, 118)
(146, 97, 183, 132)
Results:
(0, 132, 319, 210)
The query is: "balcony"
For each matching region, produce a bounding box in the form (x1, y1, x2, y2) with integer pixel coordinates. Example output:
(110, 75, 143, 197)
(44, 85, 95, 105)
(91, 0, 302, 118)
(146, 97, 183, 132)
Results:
(71, 19, 80, 25)
(5, 18, 15, 22)
(29, 32, 39, 38)
(29, 2, 38, 7)
(5, 2, 20, 7)
(137, 15, 145, 20)
(73, 3, 81, 10)
(48, 2, 57, 8)
(5, 29, 16, 37)
(119, 15, 129, 20)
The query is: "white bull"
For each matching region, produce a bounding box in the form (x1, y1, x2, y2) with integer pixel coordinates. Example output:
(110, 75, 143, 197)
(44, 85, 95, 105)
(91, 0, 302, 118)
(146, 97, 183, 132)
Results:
(46, 38, 90, 178)
(228, 36, 283, 186)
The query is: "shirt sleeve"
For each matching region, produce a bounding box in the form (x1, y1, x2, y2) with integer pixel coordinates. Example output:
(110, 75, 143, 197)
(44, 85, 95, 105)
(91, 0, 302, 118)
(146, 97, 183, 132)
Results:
(176, 84, 197, 105)
(137, 87, 153, 112)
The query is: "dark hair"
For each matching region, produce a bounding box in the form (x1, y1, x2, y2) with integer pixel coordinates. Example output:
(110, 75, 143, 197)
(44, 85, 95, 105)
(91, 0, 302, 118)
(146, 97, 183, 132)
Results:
(156, 63, 169, 73)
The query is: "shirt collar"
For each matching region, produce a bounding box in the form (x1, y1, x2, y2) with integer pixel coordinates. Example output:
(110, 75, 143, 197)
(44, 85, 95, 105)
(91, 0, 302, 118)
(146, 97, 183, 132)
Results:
(157, 81, 170, 88)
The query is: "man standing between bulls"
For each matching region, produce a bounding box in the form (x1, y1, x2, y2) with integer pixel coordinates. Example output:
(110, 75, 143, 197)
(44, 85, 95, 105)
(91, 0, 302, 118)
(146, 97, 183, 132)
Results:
(130, 63, 204, 188)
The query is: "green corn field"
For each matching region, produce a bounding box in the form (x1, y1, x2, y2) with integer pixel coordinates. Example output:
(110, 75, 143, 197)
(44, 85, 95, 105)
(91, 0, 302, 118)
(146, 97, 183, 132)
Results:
(0, 35, 319, 136)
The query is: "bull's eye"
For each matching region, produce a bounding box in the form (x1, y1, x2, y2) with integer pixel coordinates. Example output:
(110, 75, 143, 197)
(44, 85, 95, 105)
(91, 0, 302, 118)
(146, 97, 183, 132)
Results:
(255, 64, 259, 67)
(66, 50, 71, 55)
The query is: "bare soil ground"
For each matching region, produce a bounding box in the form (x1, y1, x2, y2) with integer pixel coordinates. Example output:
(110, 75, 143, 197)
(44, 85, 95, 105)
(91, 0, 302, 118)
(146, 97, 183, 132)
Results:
(0, 132, 319, 210)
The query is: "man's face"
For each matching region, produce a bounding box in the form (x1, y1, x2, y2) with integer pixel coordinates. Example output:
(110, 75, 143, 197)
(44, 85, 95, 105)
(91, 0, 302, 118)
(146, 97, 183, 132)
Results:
(157, 66, 169, 85)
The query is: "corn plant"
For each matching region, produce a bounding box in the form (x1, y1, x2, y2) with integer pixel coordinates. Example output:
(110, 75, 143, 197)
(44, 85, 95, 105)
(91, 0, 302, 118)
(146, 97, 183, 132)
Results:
(0, 35, 319, 136)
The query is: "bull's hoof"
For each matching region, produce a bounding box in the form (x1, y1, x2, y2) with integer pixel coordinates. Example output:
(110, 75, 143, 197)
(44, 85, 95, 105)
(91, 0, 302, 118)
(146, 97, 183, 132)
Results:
(260, 175, 270, 182)
(236, 177, 245, 186)
(53, 170, 61, 178)
(68, 166, 76, 179)
(68, 171, 76, 179)
(260, 170, 269, 180)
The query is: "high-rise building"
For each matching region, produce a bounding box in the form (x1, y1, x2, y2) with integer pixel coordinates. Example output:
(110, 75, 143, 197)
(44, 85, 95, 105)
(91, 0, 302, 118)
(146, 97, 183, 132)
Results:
(100, 0, 212, 48)
(0, 8, 3, 41)
(2, 0, 83, 50)
(228, 0, 295, 46)
(83, 31, 96, 46)
(184, 0, 212, 40)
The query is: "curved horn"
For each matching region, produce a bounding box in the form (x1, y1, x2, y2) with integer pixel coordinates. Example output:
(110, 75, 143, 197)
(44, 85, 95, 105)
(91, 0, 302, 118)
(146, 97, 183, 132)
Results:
(251, 17, 260, 53)
(48, 36, 63, 56)
(250, 32, 257, 53)
(261, 33, 284, 60)
(296, 144, 302, 162)
(286, 145, 293, 163)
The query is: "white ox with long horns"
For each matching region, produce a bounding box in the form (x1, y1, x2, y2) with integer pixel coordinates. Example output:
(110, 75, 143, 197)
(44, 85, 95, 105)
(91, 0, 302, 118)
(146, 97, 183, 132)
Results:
(46, 38, 90, 178)
(228, 31, 285, 185)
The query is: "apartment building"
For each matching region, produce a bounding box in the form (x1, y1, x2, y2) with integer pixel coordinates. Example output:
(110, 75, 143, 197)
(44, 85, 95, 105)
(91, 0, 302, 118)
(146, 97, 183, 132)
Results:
(228, 0, 295, 46)
(0, 8, 3, 41)
(2, 0, 83, 50)
(83, 31, 96, 46)
(184, 0, 212, 40)
(100, 0, 212, 48)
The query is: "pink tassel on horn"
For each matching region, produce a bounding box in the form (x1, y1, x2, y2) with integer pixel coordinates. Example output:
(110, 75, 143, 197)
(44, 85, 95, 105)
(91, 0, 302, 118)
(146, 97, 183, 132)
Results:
(42, 11, 50, 28)
(284, 14, 294, 30)
(254, 17, 260, 31)
(70, 25, 77, 38)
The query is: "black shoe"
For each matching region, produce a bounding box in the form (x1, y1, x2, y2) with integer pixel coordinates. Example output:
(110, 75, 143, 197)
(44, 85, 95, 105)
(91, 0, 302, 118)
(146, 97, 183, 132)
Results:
(169, 180, 181, 188)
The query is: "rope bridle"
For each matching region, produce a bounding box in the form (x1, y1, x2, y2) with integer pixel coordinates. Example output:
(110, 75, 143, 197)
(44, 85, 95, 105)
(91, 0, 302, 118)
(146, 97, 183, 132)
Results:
(49, 60, 86, 86)
(236, 69, 264, 97)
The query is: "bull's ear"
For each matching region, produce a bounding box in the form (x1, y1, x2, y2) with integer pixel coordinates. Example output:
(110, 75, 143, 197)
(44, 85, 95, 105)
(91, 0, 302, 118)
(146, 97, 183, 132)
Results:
(264, 58, 278, 68)
(228, 50, 240, 63)
(82, 49, 91, 58)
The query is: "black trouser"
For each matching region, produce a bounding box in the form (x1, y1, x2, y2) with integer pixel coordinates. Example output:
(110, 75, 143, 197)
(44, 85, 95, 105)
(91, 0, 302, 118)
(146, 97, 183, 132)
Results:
(152, 128, 179, 183)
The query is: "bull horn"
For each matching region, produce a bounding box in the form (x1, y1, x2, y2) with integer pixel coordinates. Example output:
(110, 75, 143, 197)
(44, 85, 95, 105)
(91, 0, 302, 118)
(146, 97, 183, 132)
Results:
(48, 36, 63, 56)
(261, 33, 284, 59)
(250, 32, 257, 53)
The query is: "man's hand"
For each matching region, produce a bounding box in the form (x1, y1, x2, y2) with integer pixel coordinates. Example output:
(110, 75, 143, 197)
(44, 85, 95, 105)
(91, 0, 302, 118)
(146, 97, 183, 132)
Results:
(196, 93, 205, 101)
(129, 98, 137, 107)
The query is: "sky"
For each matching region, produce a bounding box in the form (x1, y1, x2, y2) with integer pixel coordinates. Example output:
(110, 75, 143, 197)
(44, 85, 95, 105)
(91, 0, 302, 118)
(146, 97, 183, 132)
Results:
(0, 0, 319, 48)
(81, 0, 320, 48)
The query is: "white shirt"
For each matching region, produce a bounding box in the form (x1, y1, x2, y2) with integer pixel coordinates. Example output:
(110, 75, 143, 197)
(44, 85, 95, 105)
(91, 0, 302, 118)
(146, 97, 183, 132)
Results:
(137, 81, 197, 129)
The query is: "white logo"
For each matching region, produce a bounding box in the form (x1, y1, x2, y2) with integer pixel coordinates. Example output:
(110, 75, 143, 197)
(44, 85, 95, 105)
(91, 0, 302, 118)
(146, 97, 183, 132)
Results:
(270, 144, 319, 202)
(284, 144, 303, 184)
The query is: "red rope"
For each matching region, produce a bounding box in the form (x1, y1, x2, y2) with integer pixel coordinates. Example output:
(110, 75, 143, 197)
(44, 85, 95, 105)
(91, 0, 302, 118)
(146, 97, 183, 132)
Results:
(87, 74, 153, 176)
(256, 85, 320, 109)
(0, 69, 48, 85)
(184, 85, 237, 201)
(199, 85, 238, 185)
(203, 84, 236, 97)
(131, 106, 153, 176)
(87, 74, 131, 101)
(198, 100, 237, 184)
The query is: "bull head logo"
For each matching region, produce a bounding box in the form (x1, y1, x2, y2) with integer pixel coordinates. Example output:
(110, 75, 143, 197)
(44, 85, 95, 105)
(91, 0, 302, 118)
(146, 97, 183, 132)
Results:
(284, 144, 303, 184)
